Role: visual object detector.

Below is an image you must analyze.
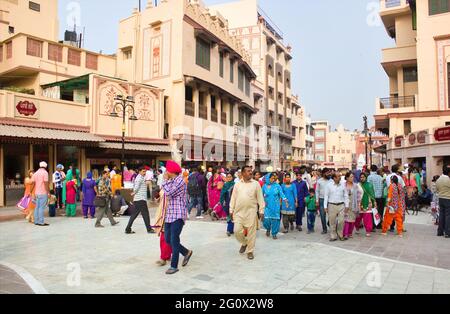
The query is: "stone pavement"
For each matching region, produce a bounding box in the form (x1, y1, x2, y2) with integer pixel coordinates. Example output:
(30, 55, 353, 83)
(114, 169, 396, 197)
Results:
(0, 210, 449, 294)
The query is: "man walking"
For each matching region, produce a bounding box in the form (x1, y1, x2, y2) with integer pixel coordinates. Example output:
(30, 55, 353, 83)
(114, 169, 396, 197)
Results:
(162, 160, 193, 275)
(126, 167, 155, 234)
(368, 165, 385, 229)
(300, 166, 312, 190)
(52, 164, 65, 210)
(187, 167, 206, 219)
(32, 161, 50, 227)
(230, 166, 265, 260)
(436, 164, 450, 238)
(95, 170, 119, 228)
(293, 172, 309, 231)
(315, 168, 331, 234)
(324, 172, 349, 242)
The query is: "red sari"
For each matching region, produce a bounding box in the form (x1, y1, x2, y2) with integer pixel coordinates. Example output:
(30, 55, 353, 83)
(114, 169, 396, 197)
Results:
(207, 174, 226, 219)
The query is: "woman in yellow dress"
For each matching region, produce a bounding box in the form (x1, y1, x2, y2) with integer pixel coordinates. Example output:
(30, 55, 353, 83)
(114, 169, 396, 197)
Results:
(111, 170, 122, 195)
(24, 170, 36, 223)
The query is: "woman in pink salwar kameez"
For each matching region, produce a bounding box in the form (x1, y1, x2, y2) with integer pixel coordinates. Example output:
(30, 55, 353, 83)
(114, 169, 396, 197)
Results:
(208, 168, 226, 220)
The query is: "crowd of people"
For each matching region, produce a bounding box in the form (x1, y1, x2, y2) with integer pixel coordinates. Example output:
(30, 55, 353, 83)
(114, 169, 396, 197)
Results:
(17, 159, 450, 275)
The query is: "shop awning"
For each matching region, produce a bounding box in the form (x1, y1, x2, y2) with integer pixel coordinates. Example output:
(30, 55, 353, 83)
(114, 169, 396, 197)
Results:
(99, 142, 173, 153)
(374, 144, 387, 154)
(0, 124, 104, 143)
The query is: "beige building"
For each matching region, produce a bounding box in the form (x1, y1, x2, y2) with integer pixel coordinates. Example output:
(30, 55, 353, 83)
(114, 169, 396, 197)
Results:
(374, 0, 450, 184)
(326, 124, 357, 170)
(291, 94, 306, 166)
(209, 0, 297, 170)
(117, 0, 257, 168)
(311, 120, 329, 166)
(0, 1, 171, 207)
(305, 116, 315, 164)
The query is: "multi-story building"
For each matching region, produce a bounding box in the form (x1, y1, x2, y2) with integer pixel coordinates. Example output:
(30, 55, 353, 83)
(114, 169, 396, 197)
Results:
(117, 0, 256, 168)
(0, 0, 171, 207)
(311, 120, 329, 166)
(291, 94, 306, 166)
(305, 116, 315, 165)
(374, 0, 450, 184)
(325, 124, 357, 170)
(209, 0, 296, 170)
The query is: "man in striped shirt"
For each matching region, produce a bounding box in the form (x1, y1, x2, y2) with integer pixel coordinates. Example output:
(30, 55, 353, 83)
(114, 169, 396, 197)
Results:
(162, 160, 193, 275)
(125, 167, 155, 234)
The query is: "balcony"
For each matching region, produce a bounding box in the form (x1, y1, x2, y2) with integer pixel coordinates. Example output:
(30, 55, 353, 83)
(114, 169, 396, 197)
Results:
(376, 95, 417, 115)
(185, 101, 195, 117)
(379, 0, 412, 36)
(382, 45, 416, 67)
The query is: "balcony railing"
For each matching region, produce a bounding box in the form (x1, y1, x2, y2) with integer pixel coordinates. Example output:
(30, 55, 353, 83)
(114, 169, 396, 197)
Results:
(199, 105, 208, 120)
(382, 0, 409, 9)
(379, 96, 415, 109)
(221, 112, 227, 125)
(211, 109, 218, 123)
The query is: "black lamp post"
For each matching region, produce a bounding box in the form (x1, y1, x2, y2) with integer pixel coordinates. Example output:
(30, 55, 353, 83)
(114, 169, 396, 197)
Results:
(363, 116, 369, 166)
(110, 95, 138, 186)
(369, 132, 373, 167)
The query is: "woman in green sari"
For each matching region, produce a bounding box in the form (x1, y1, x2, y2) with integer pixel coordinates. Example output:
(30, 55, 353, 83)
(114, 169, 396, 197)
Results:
(355, 173, 376, 237)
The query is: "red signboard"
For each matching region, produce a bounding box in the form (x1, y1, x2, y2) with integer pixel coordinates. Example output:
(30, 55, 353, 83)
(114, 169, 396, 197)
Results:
(408, 134, 416, 145)
(417, 131, 427, 144)
(395, 136, 403, 147)
(434, 127, 450, 142)
(16, 100, 37, 116)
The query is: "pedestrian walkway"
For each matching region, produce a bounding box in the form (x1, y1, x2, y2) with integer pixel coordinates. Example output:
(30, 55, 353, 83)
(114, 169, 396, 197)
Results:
(0, 216, 449, 294)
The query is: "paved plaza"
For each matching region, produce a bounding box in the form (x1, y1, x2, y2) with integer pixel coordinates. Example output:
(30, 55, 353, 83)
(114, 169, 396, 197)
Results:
(0, 209, 449, 294)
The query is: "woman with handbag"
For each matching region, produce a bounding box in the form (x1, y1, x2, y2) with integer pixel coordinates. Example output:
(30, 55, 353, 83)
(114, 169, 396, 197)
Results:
(355, 173, 376, 237)
(343, 172, 362, 239)
(23, 170, 36, 223)
(94, 170, 119, 228)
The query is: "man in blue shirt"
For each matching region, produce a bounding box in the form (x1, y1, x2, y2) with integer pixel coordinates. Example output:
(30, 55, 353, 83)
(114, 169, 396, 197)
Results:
(293, 173, 309, 232)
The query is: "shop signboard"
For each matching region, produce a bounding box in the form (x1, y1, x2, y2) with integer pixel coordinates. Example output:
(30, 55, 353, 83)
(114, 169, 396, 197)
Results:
(434, 127, 450, 142)
(14, 97, 39, 119)
(395, 136, 403, 147)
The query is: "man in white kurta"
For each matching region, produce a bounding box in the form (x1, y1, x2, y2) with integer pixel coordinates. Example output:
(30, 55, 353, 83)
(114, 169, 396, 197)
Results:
(230, 166, 265, 260)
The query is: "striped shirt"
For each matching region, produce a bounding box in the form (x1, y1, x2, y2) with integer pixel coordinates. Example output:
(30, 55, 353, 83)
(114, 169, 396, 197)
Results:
(133, 174, 147, 202)
(162, 175, 188, 223)
(368, 172, 384, 198)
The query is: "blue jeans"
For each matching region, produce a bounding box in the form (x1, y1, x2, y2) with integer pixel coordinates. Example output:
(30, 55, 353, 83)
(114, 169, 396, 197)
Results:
(164, 219, 189, 269)
(296, 205, 305, 226)
(188, 195, 203, 217)
(307, 211, 316, 231)
(263, 218, 281, 236)
(34, 194, 48, 225)
(319, 198, 328, 232)
(227, 221, 235, 234)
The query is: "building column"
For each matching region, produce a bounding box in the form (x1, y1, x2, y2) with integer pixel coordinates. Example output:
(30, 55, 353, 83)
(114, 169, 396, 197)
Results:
(0, 144, 4, 207)
(206, 91, 211, 121)
(193, 87, 200, 119)
(49, 144, 55, 175)
(28, 144, 33, 171)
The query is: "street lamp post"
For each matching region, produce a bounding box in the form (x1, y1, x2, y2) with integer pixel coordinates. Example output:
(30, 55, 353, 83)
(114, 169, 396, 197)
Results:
(110, 95, 138, 186)
(369, 132, 373, 167)
(363, 116, 369, 166)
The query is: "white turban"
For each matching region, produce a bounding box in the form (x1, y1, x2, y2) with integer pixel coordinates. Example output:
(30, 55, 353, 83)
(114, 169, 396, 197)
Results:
(39, 161, 48, 168)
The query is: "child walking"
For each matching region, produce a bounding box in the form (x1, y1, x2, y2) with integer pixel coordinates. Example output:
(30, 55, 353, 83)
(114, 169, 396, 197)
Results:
(305, 189, 317, 234)
(48, 190, 57, 217)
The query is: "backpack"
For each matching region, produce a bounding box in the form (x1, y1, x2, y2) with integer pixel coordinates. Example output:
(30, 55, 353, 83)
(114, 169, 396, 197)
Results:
(187, 174, 201, 196)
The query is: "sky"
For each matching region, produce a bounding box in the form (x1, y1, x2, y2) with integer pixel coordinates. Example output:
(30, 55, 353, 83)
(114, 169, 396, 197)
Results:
(58, 0, 394, 131)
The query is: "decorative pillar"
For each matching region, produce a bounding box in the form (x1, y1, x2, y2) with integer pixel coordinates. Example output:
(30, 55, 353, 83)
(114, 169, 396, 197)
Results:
(193, 87, 200, 118)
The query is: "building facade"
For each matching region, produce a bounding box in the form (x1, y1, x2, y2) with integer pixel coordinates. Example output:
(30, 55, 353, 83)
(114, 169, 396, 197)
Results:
(209, 0, 298, 170)
(325, 124, 357, 170)
(117, 0, 257, 168)
(305, 116, 315, 165)
(291, 94, 306, 166)
(311, 120, 329, 166)
(374, 0, 450, 184)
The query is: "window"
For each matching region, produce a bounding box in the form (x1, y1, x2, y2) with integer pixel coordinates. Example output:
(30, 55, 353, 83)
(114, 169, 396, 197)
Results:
(8, 26, 14, 34)
(219, 52, 224, 78)
(195, 38, 210, 70)
(230, 60, 235, 83)
(26, 38, 42, 57)
(278, 71, 282, 83)
(29, 1, 40, 12)
(238, 68, 244, 91)
(269, 87, 274, 100)
(245, 75, 250, 97)
(48, 43, 62, 62)
(268, 64, 273, 77)
(68, 49, 81, 66)
(0, 45, 3, 62)
(286, 77, 291, 88)
(404, 120, 412, 135)
(229, 103, 234, 126)
(429, 0, 450, 15)
(404, 67, 418, 82)
(316, 143, 325, 150)
(6, 42, 12, 59)
(86, 53, 98, 70)
(122, 48, 132, 60)
(316, 155, 324, 162)
(315, 130, 325, 138)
